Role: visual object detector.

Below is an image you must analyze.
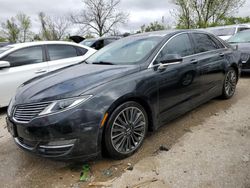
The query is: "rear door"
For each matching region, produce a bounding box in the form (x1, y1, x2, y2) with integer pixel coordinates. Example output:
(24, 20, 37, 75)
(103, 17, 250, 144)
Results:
(0, 46, 48, 106)
(190, 33, 227, 104)
(46, 44, 87, 72)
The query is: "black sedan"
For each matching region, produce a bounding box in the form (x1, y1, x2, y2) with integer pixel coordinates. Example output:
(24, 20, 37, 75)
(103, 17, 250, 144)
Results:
(228, 29, 250, 72)
(7, 30, 241, 160)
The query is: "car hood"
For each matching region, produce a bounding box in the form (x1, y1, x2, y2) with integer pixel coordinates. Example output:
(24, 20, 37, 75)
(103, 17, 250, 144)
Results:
(14, 63, 140, 105)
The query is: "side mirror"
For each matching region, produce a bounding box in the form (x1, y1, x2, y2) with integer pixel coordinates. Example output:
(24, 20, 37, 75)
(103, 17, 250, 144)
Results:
(230, 44, 238, 50)
(158, 54, 183, 71)
(0, 61, 10, 69)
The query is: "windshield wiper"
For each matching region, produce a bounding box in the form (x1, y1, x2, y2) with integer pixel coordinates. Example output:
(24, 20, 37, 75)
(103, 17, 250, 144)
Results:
(92, 61, 114, 65)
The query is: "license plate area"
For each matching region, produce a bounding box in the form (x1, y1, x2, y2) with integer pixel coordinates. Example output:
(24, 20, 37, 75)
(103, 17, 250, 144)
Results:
(6, 118, 17, 137)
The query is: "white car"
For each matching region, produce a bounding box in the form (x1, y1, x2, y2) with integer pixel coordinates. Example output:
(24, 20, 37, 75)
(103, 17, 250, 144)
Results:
(0, 41, 96, 107)
(206, 24, 250, 41)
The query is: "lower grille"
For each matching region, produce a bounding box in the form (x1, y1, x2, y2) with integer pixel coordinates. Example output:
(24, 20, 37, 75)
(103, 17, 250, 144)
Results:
(18, 137, 38, 148)
(13, 102, 51, 123)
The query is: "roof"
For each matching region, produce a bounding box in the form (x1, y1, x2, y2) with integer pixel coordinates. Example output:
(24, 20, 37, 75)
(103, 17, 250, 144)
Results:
(7, 41, 87, 48)
(128, 29, 212, 38)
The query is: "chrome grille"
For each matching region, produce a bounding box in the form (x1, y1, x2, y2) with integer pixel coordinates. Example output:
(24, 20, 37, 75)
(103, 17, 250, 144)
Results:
(14, 102, 51, 123)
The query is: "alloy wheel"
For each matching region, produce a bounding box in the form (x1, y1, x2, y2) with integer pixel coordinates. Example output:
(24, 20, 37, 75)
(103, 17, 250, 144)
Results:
(225, 69, 237, 97)
(111, 107, 146, 154)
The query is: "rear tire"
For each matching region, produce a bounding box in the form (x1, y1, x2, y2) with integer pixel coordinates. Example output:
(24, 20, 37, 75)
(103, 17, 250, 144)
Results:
(221, 67, 237, 99)
(104, 101, 148, 159)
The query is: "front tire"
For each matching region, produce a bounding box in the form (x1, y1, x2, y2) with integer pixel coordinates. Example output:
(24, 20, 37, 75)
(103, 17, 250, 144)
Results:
(104, 101, 148, 159)
(221, 67, 237, 99)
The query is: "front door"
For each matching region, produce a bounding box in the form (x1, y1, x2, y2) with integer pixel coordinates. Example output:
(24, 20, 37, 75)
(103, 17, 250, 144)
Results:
(0, 46, 48, 107)
(152, 33, 200, 125)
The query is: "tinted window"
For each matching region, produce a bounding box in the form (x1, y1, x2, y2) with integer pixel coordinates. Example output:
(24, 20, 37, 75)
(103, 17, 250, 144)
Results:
(77, 47, 88, 56)
(210, 35, 225, 48)
(156, 34, 194, 61)
(192, 33, 219, 53)
(3, 46, 43, 67)
(48, 45, 77, 61)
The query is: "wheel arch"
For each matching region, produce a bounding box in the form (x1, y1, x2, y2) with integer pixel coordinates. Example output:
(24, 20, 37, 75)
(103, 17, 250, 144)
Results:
(100, 94, 156, 157)
(105, 95, 155, 132)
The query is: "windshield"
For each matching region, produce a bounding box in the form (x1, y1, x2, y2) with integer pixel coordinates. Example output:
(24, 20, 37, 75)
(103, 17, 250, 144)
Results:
(0, 46, 12, 54)
(86, 36, 162, 65)
(228, 31, 250, 43)
(81, 39, 96, 47)
(210, 27, 236, 36)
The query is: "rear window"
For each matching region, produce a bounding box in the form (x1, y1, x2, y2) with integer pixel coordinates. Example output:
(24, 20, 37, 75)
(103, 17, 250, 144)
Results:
(81, 40, 96, 47)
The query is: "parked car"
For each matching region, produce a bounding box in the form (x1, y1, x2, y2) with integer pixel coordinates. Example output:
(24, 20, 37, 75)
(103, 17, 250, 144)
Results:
(206, 24, 250, 41)
(0, 41, 96, 107)
(70, 36, 121, 50)
(7, 30, 241, 160)
(228, 29, 250, 72)
(0, 42, 12, 47)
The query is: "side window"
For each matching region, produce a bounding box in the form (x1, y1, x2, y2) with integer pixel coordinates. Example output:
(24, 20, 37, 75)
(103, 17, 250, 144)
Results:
(210, 35, 225, 49)
(48, 45, 77, 61)
(77, 47, 88, 56)
(192, 33, 220, 53)
(155, 34, 194, 63)
(3, 46, 43, 67)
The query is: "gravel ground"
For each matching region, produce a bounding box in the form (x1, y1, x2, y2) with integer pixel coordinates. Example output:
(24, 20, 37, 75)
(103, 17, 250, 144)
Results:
(112, 77, 250, 188)
(0, 77, 249, 188)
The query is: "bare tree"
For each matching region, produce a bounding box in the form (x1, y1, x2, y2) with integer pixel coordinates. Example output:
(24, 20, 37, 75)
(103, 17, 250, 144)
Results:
(1, 17, 20, 43)
(39, 12, 71, 40)
(16, 13, 32, 42)
(71, 0, 128, 37)
(172, 0, 246, 28)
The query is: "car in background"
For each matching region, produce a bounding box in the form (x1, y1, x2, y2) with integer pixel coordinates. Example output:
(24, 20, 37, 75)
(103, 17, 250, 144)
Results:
(6, 30, 241, 160)
(206, 24, 250, 41)
(70, 36, 121, 50)
(0, 42, 12, 47)
(0, 41, 96, 107)
(228, 29, 250, 72)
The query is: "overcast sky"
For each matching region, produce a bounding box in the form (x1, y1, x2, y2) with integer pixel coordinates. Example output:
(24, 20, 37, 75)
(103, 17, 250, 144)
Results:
(1, 0, 250, 34)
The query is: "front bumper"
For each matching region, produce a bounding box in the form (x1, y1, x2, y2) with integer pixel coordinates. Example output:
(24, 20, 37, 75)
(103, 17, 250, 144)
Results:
(6, 105, 103, 161)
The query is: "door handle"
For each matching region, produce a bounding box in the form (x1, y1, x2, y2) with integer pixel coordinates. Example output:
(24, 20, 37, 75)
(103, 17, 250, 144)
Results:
(219, 53, 225, 57)
(35, 69, 47, 74)
(191, 59, 198, 64)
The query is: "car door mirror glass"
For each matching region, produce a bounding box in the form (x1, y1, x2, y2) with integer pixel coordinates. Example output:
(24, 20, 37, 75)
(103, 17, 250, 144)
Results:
(0, 61, 10, 68)
(160, 54, 183, 64)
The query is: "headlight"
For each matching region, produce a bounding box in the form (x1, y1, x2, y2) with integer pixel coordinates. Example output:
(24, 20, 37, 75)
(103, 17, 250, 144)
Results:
(7, 98, 14, 117)
(39, 95, 92, 116)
